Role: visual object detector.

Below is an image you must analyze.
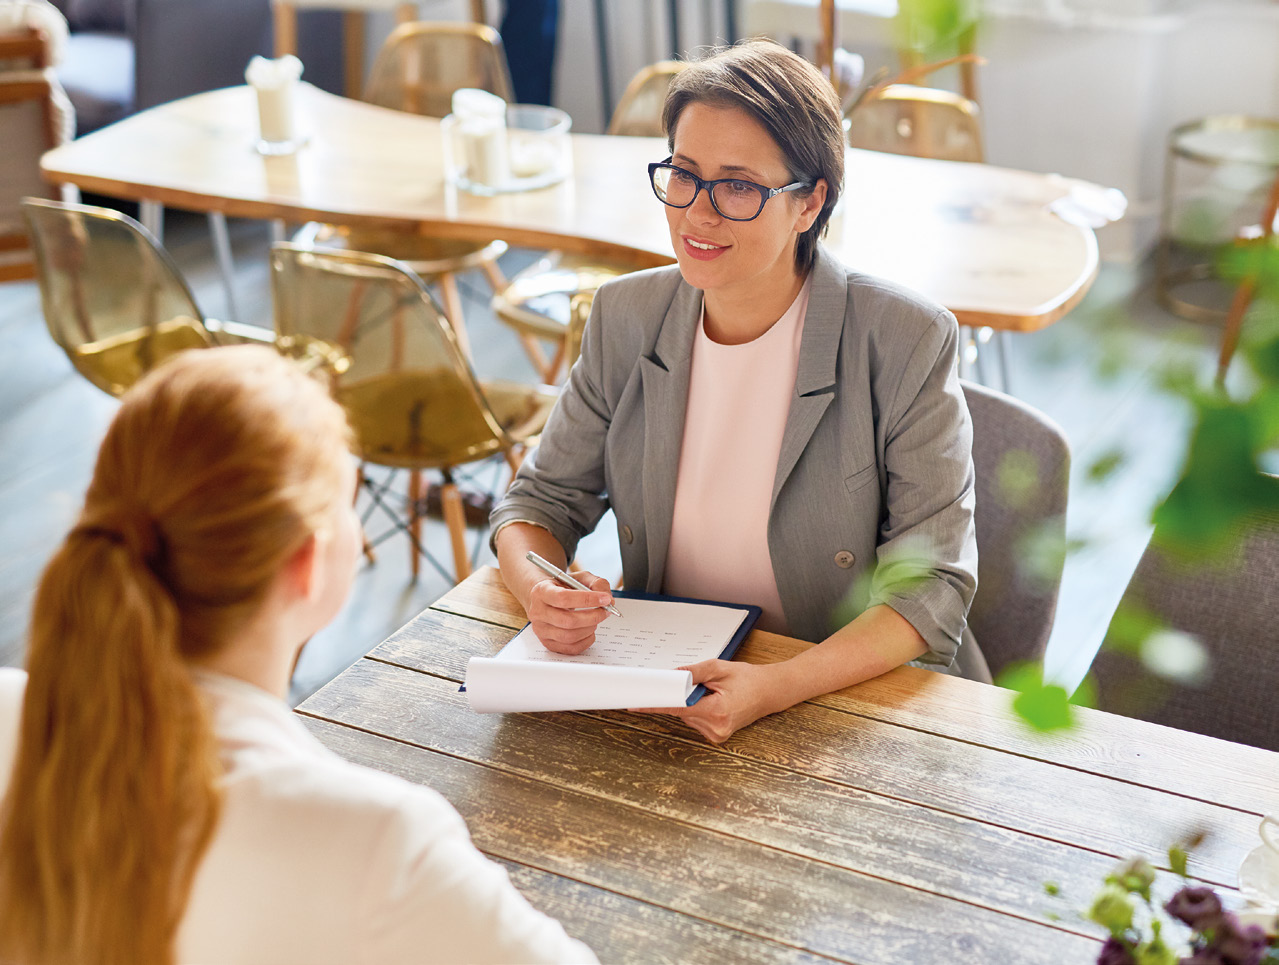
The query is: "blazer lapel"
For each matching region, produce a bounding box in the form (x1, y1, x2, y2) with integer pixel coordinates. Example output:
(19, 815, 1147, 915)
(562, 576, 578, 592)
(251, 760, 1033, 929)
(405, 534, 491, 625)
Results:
(771, 248, 848, 510)
(639, 280, 700, 592)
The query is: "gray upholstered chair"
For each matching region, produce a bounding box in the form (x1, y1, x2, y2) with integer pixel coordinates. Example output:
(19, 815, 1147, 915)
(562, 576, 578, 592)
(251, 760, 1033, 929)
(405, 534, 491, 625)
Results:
(49, 0, 272, 133)
(1090, 513, 1279, 751)
(962, 380, 1071, 680)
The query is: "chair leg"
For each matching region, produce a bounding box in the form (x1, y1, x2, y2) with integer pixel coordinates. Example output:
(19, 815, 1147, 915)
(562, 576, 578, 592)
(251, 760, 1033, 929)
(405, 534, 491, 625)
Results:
(480, 258, 508, 294)
(437, 272, 473, 359)
(356, 462, 376, 565)
(408, 469, 423, 581)
(503, 445, 526, 479)
(546, 339, 568, 382)
(440, 479, 472, 582)
(517, 333, 555, 382)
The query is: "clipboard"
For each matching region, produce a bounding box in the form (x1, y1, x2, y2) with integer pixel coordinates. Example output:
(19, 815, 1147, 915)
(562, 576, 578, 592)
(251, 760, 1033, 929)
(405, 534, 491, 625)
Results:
(611, 589, 761, 704)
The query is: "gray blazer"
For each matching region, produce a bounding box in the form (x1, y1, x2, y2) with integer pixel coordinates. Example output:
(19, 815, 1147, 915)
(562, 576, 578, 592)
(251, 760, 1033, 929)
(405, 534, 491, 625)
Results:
(491, 245, 978, 664)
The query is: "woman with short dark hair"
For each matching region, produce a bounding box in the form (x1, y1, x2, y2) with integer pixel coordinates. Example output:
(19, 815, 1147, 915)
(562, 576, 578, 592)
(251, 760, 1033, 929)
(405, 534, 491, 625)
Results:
(493, 40, 981, 744)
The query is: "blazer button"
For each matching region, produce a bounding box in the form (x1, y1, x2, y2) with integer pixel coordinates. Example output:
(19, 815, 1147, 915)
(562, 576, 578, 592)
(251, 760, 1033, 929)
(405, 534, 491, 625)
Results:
(834, 550, 855, 569)
(620, 524, 634, 545)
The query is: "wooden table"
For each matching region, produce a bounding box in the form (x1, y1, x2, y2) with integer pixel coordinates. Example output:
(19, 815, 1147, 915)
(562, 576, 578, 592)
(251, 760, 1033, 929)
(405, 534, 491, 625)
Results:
(296, 567, 1279, 964)
(41, 84, 1099, 331)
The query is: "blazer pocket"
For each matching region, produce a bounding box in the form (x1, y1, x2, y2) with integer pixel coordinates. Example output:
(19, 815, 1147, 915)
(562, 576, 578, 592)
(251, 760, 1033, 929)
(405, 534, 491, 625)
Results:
(844, 463, 877, 494)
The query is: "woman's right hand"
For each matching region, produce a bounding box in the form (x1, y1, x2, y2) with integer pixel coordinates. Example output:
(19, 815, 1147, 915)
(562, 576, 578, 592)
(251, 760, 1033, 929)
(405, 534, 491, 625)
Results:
(525, 571, 615, 655)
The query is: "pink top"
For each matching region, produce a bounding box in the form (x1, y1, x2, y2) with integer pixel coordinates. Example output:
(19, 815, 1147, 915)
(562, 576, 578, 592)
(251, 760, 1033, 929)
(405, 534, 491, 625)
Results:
(663, 278, 811, 634)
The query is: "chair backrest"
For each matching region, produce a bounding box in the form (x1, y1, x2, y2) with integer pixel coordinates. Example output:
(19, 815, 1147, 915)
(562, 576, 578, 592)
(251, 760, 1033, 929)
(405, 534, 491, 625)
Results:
(846, 84, 983, 163)
(564, 290, 594, 371)
(21, 197, 213, 395)
(362, 21, 514, 118)
(269, 242, 512, 469)
(1091, 515, 1279, 751)
(962, 380, 1070, 677)
(607, 60, 685, 137)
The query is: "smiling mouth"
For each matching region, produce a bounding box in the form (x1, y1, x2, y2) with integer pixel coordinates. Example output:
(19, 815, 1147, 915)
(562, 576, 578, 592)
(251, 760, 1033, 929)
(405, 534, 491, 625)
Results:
(686, 239, 724, 250)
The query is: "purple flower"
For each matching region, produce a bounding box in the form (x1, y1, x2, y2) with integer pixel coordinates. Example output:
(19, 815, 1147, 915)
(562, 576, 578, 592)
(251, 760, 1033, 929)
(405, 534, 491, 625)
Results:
(1205, 915, 1269, 965)
(1165, 886, 1224, 929)
(1096, 937, 1137, 965)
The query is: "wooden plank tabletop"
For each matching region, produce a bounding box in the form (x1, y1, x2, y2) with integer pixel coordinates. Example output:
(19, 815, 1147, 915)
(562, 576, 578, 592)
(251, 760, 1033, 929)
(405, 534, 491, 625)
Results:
(41, 84, 1099, 331)
(297, 567, 1278, 964)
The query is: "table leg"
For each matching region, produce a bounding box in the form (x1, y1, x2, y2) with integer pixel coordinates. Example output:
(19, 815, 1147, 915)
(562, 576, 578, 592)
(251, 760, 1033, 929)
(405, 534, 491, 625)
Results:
(437, 272, 473, 360)
(140, 200, 163, 244)
(997, 331, 1013, 395)
(207, 212, 241, 322)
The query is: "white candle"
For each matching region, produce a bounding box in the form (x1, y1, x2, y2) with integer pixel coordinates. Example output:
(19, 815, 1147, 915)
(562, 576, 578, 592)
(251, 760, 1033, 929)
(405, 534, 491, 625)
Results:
(246, 55, 303, 145)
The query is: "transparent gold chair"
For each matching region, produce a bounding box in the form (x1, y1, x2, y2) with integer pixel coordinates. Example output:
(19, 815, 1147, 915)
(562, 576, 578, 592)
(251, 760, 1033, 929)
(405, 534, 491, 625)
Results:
(293, 21, 515, 356)
(845, 84, 983, 163)
(489, 255, 632, 383)
(491, 60, 684, 383)
(564, 291, 593, 371)
(606, 60, 684, 137)
(21, 198, 271, 396)
(270, 242, 558, 582)
(846, 84, 1004, 387)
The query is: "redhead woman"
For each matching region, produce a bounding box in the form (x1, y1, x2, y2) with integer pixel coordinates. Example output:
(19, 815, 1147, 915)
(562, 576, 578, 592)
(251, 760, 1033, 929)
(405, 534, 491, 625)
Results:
(492, 40, 983, 744)
(0, 347, 593, 965)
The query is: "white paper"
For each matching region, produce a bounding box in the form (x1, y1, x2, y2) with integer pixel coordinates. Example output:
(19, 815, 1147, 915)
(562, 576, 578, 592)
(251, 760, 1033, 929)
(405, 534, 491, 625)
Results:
(464, 597, 750, 714)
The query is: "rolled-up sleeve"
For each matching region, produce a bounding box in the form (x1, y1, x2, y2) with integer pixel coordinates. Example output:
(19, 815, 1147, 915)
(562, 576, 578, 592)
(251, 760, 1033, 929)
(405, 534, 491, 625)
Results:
(868, 310, 978, 665)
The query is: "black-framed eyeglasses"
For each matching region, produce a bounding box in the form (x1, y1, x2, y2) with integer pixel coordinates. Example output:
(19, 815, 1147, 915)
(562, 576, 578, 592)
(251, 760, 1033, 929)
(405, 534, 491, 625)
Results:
(647, 158, 811, 222)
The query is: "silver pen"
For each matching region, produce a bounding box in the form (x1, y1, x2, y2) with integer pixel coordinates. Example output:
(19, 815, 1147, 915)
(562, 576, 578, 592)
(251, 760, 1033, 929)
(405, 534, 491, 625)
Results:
(525, 551, 622, 618)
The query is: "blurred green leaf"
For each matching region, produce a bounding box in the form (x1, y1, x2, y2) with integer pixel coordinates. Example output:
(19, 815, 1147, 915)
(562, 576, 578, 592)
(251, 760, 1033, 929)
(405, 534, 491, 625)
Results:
(1134, 938, 1178, 965)
(1168, 845, 1188, 879)
(1175, 198, 1235, 247)
(1014, 518, 1068, 589)
(1087, 448, 1126, 483)
(1000, 662, 1076, 732)
(1217, 237, 1279, 299)
(1070, 674, 1098, 710)
(1247, 343, 1279, 402)
(1104, 601, 1162, 656)
(1044, 881, 1060, 896)
(996, 450, 1039, 511)
(1154, 362, 1200, 399)
(894, 0, 976, 54)
(1151, 401, 1279, 559)
(1088, 882, 1135, 934)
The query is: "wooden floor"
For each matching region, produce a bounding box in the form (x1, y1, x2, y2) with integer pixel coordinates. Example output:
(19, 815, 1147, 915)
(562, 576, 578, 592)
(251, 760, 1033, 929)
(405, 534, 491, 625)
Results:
(0, 209, 1218, 704)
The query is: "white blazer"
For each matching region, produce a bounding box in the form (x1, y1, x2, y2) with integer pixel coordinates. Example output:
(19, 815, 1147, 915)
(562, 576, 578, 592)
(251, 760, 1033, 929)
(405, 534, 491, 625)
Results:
(0, 667, 595, 965)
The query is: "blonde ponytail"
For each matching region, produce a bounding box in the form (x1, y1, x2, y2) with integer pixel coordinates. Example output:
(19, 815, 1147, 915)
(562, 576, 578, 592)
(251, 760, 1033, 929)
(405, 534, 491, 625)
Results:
(0, 346, 351, 965)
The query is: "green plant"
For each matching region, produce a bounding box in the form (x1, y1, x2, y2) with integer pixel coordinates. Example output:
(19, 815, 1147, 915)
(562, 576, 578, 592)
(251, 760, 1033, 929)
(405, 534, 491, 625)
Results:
(1045, 845, 1278, 964)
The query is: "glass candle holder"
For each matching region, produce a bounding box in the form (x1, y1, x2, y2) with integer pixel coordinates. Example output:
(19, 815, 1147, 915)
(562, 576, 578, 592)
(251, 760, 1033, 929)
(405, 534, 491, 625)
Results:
(443, 104, 572, 195)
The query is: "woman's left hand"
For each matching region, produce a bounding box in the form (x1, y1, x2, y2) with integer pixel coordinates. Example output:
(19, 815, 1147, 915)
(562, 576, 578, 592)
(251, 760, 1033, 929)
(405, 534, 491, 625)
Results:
(631, 659, 781, 744)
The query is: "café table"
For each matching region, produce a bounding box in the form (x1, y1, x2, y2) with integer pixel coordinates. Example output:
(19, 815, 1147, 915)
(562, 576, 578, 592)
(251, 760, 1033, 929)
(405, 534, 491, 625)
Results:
(296, 566, 1279, 964)
(40, 83, 1099, 333)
